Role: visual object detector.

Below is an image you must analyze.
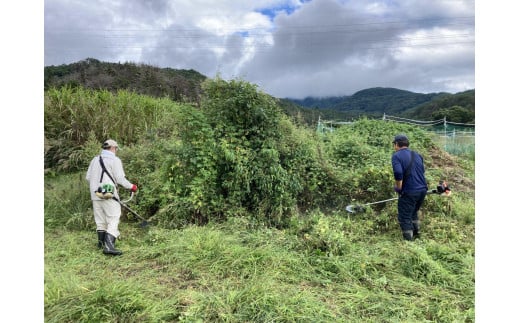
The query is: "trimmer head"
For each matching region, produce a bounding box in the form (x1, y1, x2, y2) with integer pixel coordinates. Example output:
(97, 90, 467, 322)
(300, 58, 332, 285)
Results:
(345, 204, 366, 214)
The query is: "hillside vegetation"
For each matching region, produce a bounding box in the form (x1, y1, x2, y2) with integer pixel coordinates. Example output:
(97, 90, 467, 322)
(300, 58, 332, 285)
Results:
(45, 59, 475, 125)
(44, 78, 474, 321)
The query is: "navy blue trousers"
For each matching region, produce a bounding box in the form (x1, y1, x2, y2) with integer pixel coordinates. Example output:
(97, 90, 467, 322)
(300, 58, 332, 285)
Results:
(397, 191, 427, 232)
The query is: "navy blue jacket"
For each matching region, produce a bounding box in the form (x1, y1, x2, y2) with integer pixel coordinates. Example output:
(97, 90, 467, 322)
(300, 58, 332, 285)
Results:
(391, 148, 428, 193)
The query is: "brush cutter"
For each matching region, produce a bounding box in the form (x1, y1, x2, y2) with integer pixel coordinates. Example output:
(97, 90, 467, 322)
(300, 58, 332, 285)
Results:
(113, 192, 150, 228)
(345, 181, 451, 214)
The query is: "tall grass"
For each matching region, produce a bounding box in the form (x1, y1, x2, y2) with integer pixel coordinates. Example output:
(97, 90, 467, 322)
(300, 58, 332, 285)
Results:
(44, 172, 92, 230)
(44, 86, 184, 172)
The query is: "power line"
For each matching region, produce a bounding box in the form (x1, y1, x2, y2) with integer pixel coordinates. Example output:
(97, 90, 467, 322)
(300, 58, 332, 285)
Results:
(45, 16, 474, 34)
(45, 15, 474, 53)
(84, 41, 473, 53)
(46, 31, 474, 51)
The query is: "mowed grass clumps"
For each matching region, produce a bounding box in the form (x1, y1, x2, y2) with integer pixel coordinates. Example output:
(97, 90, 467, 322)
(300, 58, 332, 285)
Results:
(45, 208, 474, 322)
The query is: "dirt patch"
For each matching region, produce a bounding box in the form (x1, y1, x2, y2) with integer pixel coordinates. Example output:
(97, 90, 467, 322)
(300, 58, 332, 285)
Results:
(427, 146, 474, 194)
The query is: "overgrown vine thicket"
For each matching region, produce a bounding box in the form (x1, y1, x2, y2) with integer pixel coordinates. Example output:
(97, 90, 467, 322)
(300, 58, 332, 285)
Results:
(44, 78, 468, 229)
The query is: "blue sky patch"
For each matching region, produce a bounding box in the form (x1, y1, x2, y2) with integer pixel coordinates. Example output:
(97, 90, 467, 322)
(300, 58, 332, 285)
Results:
(256, 2, 302, 20)
(235, 31, 249, 37)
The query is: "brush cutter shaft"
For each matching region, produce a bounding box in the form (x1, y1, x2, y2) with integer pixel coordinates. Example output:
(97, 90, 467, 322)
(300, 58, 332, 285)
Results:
(345, 189, 445, 214)
(119, 201, 144, 220)
(112, 196, 148, 223)
(363, 190, 441, 206)
(363, 189, 438, 206)
(364, 196, 398, 206)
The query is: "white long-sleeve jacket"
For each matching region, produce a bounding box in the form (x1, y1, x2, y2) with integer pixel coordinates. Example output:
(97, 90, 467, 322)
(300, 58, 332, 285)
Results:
(86, 149, 133, 200)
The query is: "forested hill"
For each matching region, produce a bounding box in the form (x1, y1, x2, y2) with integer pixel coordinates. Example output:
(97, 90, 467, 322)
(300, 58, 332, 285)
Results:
(44, 58, 207, 103)
(288, 88, 443, 113)
(287, 87, 474, 123)
(402, 89, 475, 123)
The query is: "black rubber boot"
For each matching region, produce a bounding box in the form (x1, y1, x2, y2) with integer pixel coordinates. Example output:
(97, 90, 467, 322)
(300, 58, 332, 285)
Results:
(412, 220, 420, 239)
(97, 230, 106, 249)
(103, 233, 122, 256)
(402, 230, 414, 241)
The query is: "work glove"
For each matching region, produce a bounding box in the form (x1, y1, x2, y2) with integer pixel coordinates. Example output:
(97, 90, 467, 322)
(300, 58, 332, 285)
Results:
(436, 181, 451, 194)
(394, 186, 402, 194)
(130, 184, 138, 192)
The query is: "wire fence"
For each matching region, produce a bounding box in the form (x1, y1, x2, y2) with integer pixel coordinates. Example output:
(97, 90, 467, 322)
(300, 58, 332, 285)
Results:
(383, 114, 475, 157)
(315, 115, 475, 157)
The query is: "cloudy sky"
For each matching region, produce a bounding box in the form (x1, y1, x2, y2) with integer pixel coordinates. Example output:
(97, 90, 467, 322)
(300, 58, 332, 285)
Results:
(44, 0, 474, 98)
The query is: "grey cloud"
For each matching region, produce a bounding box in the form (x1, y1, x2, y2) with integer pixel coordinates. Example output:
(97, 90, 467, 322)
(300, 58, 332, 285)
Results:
(45, 1, 128, 65)
(237, 0, 474, 97)
(140, 25, 222, 75)
(45, 0, 175, 66)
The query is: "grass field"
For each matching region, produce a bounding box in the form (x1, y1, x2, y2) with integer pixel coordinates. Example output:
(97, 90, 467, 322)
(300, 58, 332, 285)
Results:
(431, 133, 474, 158)
(43, 85, 475, 321)
(45, 188, 474, 322)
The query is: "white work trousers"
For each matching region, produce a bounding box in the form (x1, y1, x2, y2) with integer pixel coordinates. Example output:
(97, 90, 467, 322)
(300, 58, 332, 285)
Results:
(92, 199, 121, 238)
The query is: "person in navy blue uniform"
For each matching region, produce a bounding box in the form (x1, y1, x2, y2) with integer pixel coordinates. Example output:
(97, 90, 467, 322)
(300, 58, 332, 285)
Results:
(391, 134, 428, 241)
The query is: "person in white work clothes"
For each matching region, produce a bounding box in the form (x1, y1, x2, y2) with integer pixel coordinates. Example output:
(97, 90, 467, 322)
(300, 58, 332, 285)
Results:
(86, 139, 137, 255)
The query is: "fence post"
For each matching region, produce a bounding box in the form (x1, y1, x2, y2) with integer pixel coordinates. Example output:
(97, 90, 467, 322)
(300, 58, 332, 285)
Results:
(444, 116, 447, 151)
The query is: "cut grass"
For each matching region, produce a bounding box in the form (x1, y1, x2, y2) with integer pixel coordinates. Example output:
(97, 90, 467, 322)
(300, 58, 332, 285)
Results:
(45, 214, 474, 322)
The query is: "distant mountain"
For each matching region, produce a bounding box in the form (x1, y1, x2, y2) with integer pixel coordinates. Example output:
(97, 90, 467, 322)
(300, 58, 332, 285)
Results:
(288, 96, 351, 110)
(276, 98, 353, 126)
(286, 87, 474, 123)
(288, 87, 445, 114)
